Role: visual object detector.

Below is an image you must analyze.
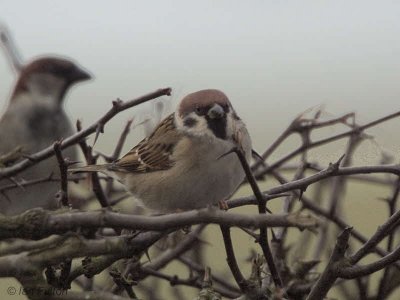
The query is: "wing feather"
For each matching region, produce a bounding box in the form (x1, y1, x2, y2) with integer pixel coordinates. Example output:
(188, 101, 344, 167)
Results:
(113, 113, 180, 173)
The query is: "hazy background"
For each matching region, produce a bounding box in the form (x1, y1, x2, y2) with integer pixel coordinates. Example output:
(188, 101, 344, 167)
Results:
(1, 1, 400, 299)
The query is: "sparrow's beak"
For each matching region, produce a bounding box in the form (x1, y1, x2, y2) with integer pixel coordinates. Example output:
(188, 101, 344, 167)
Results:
(70, 66, 92, 83)
(207, 104, 225, 119)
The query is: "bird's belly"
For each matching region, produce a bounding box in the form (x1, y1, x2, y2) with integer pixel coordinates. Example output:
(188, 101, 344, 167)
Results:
(124, 154, 245, 212)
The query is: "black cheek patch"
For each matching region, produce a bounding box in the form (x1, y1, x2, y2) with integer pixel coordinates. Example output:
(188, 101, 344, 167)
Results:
(232, 112, 241, 120)
(183, 117, 198, 127)
(206, 117, 227, 140)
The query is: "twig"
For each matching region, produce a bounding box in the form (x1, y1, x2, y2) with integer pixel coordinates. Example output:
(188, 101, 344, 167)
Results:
(76, 122, 109, 208)
(252, 112, 354, 172)
(0, 208, 318, 240)
(277, 163, 395, 186)
(313, 131, 362, 259)
(0, 88, 172, 179)
(339, 243, 400, 279)
(265, 160, 400, 197)
(109, 269, 138, 299)
(140, 268, 238, 298)
(232, 148, 283, 288)
(0, 24, 24, 72)
(377, 178, 400, 298)
(53, 141, 69, 207)
(255, 110, 400, 177)
(349, 205, 400, 264)
(178, 255, 241, 293)
(0, 231, 165, 279)
(0, 174, 102, 193)
(143, 225, 206, 271)
(307, 227, 352, 300)
(220, 225, 249, 292)
(105, 120, 133, 195)
(270, 170, 400, 271)
(67, 254, 121, 285)
(276, 162, 308, 244)
(226, 193, 289, 210)
(0, 235, 66, 256)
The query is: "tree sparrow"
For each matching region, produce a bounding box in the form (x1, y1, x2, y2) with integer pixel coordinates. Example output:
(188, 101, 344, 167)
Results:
(0, 57, 91, 215)
(71, 89, 252, 212)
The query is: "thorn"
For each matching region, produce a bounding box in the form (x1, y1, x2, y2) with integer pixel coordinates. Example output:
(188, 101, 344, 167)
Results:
(112, 98, 124, 107)
(93, 123, 104, 146)
(298, 187, 307, 201)
(270, 228, 278, 241)
(314, 109, 322, 120)
(76, 119, 83, 132)
(251, 149, 264, 162)
(217, 147, 238, 160)
(144, 249, 151, 262)
(334, 154, 346, 168)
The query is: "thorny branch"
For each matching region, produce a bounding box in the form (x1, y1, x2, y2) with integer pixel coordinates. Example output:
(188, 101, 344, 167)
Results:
(76, 120, 109, 208)
(2, 89, 400, 299)
(233, 148, 283, 289)
(53, 141, 69, 207)
(0, 87, 172, 179)
(0, 208, 318, 240)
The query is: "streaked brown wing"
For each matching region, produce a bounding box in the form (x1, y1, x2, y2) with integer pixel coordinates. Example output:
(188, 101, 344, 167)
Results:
(113, 113, 180, 173)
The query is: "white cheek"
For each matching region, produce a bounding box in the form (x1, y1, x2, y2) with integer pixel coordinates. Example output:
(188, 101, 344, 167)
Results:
(176, 113, 213, 138)
(186, 115, 209, 137)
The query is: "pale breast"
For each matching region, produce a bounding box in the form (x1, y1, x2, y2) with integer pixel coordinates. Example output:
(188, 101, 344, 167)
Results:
(123, 133, 252, 212)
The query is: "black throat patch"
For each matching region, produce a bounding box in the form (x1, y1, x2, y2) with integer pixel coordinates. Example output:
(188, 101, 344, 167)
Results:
(206, 117, 227, 140)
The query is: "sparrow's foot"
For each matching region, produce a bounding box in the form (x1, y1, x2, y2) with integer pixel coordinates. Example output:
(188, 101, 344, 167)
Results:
(218, 199, 229, 211)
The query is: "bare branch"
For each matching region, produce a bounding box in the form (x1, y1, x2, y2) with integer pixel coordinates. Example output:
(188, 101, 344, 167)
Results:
(53, 141, 69, 207)
(144, 225, 206, 271)
(339, 244, 400, 279)
(0, 208, 318, 240)
(0, 88, 172, 179)
(76, 124, 109, 208)
(255, 110, 400, 177)
(232, 148, 283, 289)
(220, 225, 249, 292)
(307, 227, 352, 300)
(0, 24, 24, 72)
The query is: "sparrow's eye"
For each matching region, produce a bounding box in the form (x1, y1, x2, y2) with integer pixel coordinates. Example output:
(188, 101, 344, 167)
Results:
(222, 103, 230, 112)
(195, 106, 207, 115)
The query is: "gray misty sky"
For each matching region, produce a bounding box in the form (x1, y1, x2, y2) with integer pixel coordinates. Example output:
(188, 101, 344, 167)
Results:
(1, 0, 400, 161)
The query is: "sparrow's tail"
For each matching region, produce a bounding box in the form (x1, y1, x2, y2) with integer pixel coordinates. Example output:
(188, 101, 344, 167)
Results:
(69, 164, 108, 173)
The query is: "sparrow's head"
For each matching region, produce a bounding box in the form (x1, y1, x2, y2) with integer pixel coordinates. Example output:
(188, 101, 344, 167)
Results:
(11, 56, 91, 104)
(175, 89, 241, 140)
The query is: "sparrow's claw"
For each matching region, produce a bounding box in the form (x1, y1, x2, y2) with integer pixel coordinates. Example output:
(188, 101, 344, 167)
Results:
(218, 199, 229, 211)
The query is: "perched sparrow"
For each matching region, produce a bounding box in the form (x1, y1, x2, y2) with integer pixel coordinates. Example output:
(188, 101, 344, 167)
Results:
(0, 57, 91, 215)
(71, 89, 252, 212)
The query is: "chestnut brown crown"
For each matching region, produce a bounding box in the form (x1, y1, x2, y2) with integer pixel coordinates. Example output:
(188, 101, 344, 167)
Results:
(11, 56, 91, 99)
(178, 89, 231, 117)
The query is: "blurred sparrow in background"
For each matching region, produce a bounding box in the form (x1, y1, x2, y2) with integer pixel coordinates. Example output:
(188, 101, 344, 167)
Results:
(0, 57, 91, 215)
(71, 89, 252, 212)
